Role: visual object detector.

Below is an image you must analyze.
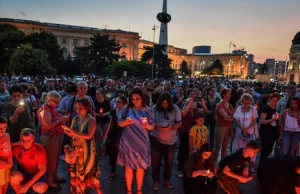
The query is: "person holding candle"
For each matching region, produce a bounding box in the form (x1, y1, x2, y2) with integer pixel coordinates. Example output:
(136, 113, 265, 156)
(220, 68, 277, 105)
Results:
(117, 88, 155, 194)
(217, 140, 261, 194)
(3, 86, 35, 142)
(62, 98, 102, 194)
(150, 93, 182, 190)
(259, 92, 280, 164)
(184, 143, 217, 194)
(94, 88, 111, 146)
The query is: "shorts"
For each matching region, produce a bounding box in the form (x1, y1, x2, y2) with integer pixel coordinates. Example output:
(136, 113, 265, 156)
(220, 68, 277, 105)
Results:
(0, 168, 11, 185)
(19, 168, 48, 184)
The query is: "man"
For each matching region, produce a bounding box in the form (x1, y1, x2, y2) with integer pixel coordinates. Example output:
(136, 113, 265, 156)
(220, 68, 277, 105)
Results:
(10, 128, 48, 194)
(0, 80, 11, 115)
(105, 79, 117, 99)
(217, 140, 261, 194)
(257, 155, 300, 194)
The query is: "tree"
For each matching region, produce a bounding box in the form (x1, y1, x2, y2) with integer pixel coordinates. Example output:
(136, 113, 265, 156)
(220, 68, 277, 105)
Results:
(75, 33, 121, 75)
(140, 44, 174, 79)
(107, 61, 138, 78)
(9, 44, 56, 75)
(26, 31, 63, 71)
(0, 24, 26, 73)
(202, 59, 224, 75)
(107, 60, 150, 78)
(179, 60, 189, 77)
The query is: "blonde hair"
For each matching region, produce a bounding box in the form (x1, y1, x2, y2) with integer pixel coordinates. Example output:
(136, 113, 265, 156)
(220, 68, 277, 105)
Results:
(46, 91, 61, 101)
(240, 93, 252, 103)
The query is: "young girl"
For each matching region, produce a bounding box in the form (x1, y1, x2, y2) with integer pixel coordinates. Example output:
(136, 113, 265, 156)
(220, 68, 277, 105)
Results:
(0, 116, 13, 194)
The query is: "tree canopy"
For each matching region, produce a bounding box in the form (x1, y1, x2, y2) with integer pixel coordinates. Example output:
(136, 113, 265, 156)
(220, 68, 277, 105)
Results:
(9, 44, 56, 75)
(179, 60, 189, 78)
(75, 33, 121, 75)
(107, 60, 150, 78)
(202, 59, 224, 75)
(140, 44, 174, 79)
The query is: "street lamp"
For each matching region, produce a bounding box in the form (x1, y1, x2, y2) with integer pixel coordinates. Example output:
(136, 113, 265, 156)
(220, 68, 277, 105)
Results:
(152, 25, 159, 79)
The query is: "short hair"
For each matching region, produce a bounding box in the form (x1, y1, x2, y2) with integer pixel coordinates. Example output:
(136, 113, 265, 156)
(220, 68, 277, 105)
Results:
(19, 83, 30, 91)
(221, 89, 231, 99)
(77, 81, 88, 88)
(118, 96, 127, 104)
(21, 128, 35, 136)
(75, 98, 92, 112)
(186, 88, 196, 97)
(0, 116, 8, 124)
(9, 86, 23, 95)
(194, 112, 205, 120)
(269, 92, 280, 101)
(46, 91, 61, 101)
(245, 140, 261, 150)
(240, 93, 253, 103)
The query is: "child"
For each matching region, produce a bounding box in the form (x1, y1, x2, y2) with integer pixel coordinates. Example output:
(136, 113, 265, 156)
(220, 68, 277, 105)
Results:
(0, 116, 12, 194)
(189, 112, 209, 155)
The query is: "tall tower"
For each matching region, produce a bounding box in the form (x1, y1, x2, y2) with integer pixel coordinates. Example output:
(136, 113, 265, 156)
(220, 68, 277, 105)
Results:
(157, 0, 171, 47)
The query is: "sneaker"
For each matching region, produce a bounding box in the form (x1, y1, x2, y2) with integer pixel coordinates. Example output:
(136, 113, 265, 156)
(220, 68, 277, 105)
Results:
(164, 180, 175, 189)
(177, 171, 183, 178)
(152, 181, 160, 191)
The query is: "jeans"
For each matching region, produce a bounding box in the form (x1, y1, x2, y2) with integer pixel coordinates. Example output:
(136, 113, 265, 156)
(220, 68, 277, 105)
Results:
(151, 136, 176, 181)
(177, 132, 190, 173)
(213, 126, 230, 162)
(281, 131, 300, 155)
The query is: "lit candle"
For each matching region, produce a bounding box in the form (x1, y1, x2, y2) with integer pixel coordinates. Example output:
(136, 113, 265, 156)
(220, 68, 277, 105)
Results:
(19, 101, 24, 107)
(275, 113, 280, 119)
(141, 118, 148, 125)
(207, 170, 210, 174)
(99, 108, 103, 113)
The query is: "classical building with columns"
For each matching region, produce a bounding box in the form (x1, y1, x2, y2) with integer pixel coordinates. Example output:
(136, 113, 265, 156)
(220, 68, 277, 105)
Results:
(0, 18, 140, 61)
(287, 31, 300, 83)
(1, 17, 253, 78)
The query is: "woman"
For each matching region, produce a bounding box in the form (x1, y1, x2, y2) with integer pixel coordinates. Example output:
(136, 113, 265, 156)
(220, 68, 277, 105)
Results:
(108, 96, 127, 180)
(184, 143, 217, 194)
(3, 86, 35, 142)
(205, 86, 221, 148)
(213, 89, 234, 163)
(233, 94, 258, 150)
(233, 93, 258, 172)
(94, 88, 111, 146)
(279, 97, 300, 155)
(62, 98, 102, 194)
(117, 87, 155, 194)
(151, 93, 182, 190)
(259, 92, 280, 164)
(19, 83, 38, 112)
(37, 91, 69, 190)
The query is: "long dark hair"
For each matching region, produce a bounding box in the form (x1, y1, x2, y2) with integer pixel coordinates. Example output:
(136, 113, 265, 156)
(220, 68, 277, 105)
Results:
(198, 143, 213, 160)
(155, 93, 174, 113)
(289, 97, 300, 111)
(128, 87, 146, 108)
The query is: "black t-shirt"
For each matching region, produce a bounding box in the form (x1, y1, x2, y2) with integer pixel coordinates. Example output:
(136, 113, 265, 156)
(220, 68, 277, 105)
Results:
(260, 105, 278, 131)
(258, 155, 300, 193)
(94, 100, 111, 124)
(229, 89, 238, 109)
(218, 149, 251, 174)
(87, 86, 97, 101)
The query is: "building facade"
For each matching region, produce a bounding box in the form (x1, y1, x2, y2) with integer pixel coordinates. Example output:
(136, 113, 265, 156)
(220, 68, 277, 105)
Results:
(287, 31, 300, 83)
(0, 18, 140, 61)
(192, 46, 211, 54)
(265, 59, 288, 78)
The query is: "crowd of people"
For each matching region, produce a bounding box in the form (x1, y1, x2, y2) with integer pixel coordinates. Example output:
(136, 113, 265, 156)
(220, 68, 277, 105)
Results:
(0, 75, 300, 194)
